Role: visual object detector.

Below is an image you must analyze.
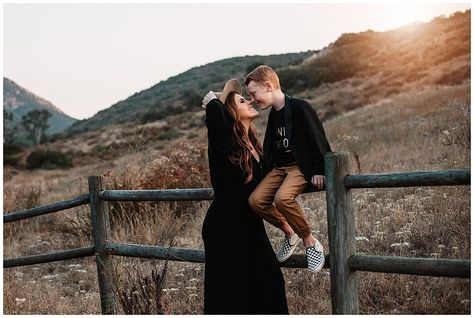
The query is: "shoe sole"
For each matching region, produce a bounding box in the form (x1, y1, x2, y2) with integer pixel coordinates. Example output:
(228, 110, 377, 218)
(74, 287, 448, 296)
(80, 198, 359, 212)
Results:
(308, 253, 325, 273)
(277, 237, 301, 263)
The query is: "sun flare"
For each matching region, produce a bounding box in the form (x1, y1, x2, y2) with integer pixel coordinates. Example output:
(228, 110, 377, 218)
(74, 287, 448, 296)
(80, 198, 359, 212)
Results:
(384, 5, 425, 29)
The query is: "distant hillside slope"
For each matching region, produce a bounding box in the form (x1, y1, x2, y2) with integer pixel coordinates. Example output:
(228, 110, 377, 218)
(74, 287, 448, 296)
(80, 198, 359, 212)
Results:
(277, 9, 470, 119)
(3, 78, 77, 134)
(65, 51, 316, 134)
(67, 10, 470, 137)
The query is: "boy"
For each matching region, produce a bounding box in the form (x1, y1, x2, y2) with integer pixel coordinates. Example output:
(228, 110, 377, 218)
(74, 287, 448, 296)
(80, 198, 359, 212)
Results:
(246, 65, 332, 272)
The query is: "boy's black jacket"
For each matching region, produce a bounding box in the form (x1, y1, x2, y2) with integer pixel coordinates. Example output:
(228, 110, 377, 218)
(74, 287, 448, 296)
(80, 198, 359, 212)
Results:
(262, 95, 332, 192)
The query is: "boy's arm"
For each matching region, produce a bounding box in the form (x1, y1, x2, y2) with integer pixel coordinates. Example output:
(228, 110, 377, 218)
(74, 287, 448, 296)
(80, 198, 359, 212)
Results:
(300, 101, 332, 177)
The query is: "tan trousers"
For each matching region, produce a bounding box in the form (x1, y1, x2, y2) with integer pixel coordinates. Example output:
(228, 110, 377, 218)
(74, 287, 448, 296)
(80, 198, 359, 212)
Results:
(248, 164, 312, 238)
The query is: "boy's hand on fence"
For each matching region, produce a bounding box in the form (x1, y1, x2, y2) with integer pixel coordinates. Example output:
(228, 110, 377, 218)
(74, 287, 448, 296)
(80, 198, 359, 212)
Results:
(311, 175, 325, 189)
(202, 91, 218, 109)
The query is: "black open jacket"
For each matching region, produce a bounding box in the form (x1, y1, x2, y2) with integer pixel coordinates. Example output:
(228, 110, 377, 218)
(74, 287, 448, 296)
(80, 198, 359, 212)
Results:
(262, 94, 332, 191)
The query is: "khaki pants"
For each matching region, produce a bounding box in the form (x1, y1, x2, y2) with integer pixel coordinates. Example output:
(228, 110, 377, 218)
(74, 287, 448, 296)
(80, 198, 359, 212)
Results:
(249, 164, 312, 238)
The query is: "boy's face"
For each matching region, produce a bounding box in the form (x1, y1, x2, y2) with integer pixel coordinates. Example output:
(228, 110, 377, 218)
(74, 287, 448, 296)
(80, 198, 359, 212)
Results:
(246, 80, 273, 110)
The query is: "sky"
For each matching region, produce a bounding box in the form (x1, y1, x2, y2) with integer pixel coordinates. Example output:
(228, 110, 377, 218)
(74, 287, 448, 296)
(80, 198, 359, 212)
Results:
(3, 1, 471, 120)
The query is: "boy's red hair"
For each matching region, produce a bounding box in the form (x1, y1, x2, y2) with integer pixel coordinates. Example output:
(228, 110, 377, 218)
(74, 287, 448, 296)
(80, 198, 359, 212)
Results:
(245, 65, 281, 89)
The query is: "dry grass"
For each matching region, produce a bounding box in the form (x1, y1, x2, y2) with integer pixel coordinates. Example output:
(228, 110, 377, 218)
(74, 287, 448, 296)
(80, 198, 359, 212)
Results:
(3, 82, 470, 314)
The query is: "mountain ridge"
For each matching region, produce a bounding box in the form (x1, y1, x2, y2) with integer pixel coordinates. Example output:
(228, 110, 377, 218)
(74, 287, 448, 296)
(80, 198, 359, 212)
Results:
(3, 77, 77, 135)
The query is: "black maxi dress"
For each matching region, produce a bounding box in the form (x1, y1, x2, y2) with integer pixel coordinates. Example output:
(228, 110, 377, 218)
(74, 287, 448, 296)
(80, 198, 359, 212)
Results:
(201, 98, 289, 314)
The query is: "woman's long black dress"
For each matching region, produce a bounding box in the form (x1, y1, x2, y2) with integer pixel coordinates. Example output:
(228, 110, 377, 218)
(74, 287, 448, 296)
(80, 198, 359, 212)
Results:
(202, 98, 289, 314)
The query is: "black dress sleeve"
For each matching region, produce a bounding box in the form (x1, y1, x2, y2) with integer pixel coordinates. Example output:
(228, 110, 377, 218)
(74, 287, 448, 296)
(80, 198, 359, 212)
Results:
(204, 98, 237, 192)
(205, 98, 234, 154)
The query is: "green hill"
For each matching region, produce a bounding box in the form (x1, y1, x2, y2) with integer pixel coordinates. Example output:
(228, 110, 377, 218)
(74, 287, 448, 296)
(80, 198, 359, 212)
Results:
(3, 78, 77, 135)
(65, 9, 470, 137)
(65, 51, 316, 134)
(3, 78, 78, 148)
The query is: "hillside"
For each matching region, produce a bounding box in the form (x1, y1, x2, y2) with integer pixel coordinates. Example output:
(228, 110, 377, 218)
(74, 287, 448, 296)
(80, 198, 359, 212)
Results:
(277, 9, 470, 119)
(18, 9, 466, 165)
(65, 51, 316, 134)
(3, 78, 77, 135)
(63, 10, 470, 138)
(5, 9, 470, 170)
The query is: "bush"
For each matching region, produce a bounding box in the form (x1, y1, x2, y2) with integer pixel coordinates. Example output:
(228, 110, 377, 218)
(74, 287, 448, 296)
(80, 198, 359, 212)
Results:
(4, 144, 23, 156)
(26, 150, 73, 170)
(116, 261, 168, 314)
(4, 144, 24, 167)
(279, 46, 365, 92)
(181, 89, 202, 111)
(187, 132, 199, 139)
(434, 65, 470, 86)
(48, 132, 65, 143)
(246, 61, 265, 74)
(3, 156, 19, 167)
(157, 130, 183, 141)
(138, 143, 209, 190)
(141, 110, 165, 124)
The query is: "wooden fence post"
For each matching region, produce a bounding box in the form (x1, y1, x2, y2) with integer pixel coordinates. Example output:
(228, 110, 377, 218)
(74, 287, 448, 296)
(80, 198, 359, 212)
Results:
(88, 176, 117, 314)
(325, 152, 359, 314)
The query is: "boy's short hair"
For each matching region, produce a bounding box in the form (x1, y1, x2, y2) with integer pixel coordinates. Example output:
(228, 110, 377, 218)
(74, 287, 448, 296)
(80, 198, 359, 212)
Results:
(245, 65, 281, 89)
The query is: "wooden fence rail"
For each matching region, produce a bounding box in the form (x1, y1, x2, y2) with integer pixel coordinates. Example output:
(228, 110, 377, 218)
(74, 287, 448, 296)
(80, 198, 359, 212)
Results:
(3, 194, 90, 223)
(3, 151, 470, 314)
(4, 246, 95, 268)
(345, 169, 470, 188)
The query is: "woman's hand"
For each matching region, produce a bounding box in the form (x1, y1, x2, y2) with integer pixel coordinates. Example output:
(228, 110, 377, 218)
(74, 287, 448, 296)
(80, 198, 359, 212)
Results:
(202, 91, 218, 109)
(311, 175, 325, 189)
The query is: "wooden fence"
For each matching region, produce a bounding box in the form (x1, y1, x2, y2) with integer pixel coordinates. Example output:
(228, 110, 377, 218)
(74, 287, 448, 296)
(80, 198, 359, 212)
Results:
(3, 151, 470, 314)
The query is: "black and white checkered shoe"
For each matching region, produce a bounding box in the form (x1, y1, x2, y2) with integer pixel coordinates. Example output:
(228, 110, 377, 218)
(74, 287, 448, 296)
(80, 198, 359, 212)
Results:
(276, 233, 301, 263)
(306, 241, 325, 273)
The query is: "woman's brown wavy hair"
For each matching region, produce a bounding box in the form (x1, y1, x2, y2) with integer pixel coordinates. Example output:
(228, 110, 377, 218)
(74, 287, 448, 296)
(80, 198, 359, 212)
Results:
(224, 91, 263, 184)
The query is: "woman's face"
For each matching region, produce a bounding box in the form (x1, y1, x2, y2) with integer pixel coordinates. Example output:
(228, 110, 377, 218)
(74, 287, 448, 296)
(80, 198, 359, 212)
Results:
(232, 93, 258, 121)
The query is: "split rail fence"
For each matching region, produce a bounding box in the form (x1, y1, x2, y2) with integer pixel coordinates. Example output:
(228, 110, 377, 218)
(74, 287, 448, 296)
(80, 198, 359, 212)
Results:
(4, 151, 470, 314)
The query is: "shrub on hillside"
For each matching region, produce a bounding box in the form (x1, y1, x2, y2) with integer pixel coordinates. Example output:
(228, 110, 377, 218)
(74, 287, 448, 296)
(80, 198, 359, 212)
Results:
(26, 150, 73, 170)
(157, 130, 183, 141)
(4, 144, 24, 167)
(141, 110, 166, 123)
(434, 65, 470, 86)
(138, 143, 209, 190)
(181, 89, 202, 111)
(3, 156, 18, 167)
(4, 144, 23, 156)
(104, 142, 209, 222)
(116, 261, 168, 314)
(279, 46, 366, 92)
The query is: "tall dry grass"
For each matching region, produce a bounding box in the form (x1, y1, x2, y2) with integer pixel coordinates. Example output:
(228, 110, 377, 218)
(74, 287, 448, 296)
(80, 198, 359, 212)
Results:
(3, 82, 470, 314)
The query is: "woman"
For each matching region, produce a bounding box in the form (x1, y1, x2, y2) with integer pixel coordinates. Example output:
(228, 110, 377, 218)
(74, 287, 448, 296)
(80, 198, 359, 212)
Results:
(201, 79, 289, 314)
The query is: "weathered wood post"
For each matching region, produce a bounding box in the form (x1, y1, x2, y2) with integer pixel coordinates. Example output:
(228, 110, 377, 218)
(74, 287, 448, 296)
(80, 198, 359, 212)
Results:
(88, 176, 117, 314)
(325, 152, 359, 314)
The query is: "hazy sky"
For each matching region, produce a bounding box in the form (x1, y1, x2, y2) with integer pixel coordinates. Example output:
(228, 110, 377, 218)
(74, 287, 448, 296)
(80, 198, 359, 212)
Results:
(3, 2, 471, 120)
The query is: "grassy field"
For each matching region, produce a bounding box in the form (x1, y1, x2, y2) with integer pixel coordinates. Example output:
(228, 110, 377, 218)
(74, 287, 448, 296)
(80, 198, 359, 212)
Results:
(3, 82, 470, 314)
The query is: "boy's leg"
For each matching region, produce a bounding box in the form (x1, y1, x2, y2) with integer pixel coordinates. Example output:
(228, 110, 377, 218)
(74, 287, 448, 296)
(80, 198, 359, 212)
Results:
(274, 165, 325, 272)
(248, 167, 287, 228)
(274, 165, 312, 239)
(250, 167, 303, 263)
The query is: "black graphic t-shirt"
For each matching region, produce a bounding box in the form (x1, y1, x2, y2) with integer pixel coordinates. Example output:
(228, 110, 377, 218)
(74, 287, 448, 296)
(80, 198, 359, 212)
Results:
(272, 106, 297, 167)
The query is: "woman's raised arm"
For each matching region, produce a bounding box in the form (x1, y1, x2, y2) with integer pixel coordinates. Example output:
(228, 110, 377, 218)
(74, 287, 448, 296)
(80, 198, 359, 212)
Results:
(204, 97, 233, 136)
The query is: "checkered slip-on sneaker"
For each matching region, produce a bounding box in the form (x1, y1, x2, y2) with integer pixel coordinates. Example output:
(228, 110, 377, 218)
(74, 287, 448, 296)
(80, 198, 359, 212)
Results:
(276, 233, 301, 263)
(306, 241, 325, 273)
